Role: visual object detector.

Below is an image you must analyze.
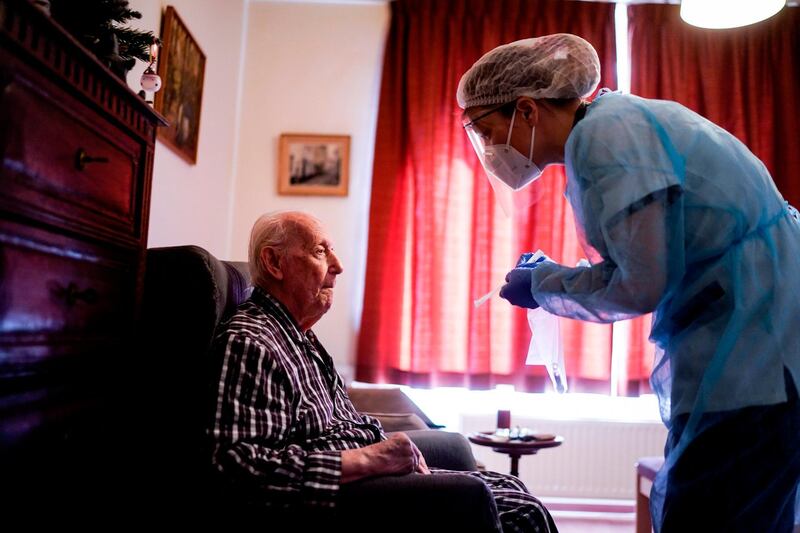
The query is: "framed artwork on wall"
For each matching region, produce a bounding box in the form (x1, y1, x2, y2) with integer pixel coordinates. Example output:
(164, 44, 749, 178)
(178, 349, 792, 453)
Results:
(278, 133, 350, 196)
(154, 6, 206, 165)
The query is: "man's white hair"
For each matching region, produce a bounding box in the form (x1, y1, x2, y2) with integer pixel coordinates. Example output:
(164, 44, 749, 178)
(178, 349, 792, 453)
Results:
(248, 211, 319, 288)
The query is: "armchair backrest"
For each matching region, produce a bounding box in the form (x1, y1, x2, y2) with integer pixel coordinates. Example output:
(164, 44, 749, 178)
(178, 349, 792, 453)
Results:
(142, 245, 251, 356)
(137, 245, 251, 510)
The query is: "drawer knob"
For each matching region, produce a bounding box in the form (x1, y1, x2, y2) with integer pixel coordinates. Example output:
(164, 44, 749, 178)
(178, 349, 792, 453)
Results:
(75, 148, 110, 171)
(54, 282, 99, 307)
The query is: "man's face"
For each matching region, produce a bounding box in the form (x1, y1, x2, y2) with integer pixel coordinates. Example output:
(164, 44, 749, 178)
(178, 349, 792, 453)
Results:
(281, 219, 343, 327)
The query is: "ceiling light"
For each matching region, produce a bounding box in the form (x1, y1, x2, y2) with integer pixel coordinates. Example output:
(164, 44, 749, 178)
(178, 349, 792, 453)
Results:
(680, 0, 786, 29)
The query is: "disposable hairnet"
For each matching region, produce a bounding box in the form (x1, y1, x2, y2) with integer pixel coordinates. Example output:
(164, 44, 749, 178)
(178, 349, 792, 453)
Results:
(457, 33, 601, 109)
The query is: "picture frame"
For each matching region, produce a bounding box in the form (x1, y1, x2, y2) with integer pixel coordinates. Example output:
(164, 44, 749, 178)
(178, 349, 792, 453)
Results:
(154, 6, 206, 165)
(278, 134, 350, 196)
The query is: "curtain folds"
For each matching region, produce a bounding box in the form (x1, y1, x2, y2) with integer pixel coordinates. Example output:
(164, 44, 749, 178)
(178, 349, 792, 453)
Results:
(357, 0, 617, 392)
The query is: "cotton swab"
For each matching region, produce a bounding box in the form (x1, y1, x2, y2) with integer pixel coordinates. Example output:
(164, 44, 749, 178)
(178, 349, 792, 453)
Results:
(473, 284, 502, 308)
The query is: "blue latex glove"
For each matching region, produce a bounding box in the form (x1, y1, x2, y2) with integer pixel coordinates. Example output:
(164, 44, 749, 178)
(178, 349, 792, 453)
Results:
(499, 268, 539, 309)
(516, 252, 548, 269)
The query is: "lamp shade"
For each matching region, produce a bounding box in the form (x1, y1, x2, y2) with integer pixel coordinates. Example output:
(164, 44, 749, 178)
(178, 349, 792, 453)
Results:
(680, 0, 786, 29)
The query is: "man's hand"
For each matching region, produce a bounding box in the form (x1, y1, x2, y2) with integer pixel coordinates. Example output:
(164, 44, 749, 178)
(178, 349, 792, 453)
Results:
(412, 439, 430, 475)
(341, 433, 430, 484)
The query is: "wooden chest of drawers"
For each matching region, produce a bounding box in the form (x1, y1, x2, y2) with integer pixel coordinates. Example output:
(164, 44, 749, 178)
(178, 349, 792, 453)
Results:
(0, 0, 165, 512)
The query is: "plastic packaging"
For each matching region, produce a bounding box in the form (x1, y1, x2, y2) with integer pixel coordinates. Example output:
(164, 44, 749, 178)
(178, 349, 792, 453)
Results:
(525, 306, 567, 393)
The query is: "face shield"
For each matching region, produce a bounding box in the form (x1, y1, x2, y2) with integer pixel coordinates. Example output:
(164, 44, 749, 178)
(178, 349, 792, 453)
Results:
(464, 104, 547, 215)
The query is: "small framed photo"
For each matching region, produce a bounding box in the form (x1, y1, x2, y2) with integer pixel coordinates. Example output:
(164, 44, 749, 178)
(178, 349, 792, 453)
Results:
(278, 133, 350, 196)
(155, 6, 206, 165)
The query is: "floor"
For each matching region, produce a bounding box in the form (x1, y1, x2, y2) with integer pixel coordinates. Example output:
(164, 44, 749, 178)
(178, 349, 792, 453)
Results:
(553, 513, 800, 533)
(552, 513, 634, 533)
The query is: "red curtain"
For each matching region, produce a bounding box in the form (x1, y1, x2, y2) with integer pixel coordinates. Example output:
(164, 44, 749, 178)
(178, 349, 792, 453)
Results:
(629, 4, 800, 205)
(626, 4, 800, 390)
(356, 0, 617, 392)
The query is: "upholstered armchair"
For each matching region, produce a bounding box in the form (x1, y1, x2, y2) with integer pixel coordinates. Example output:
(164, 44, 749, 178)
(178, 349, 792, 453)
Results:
(138, 245, 500, 530)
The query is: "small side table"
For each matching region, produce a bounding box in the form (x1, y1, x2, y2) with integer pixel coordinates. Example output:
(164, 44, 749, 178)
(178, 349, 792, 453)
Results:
(468, 432, 564, 477)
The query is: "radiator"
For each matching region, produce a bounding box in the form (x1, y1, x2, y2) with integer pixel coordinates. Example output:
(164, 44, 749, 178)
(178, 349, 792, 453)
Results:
(460, 414, 667, 500)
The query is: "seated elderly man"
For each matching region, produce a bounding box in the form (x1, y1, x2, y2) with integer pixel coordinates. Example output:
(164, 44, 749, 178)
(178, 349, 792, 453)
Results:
(210, 211, 557, 532)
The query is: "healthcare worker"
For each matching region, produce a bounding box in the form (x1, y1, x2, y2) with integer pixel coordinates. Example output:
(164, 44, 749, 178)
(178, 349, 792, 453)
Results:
(457, 33, 800, 532)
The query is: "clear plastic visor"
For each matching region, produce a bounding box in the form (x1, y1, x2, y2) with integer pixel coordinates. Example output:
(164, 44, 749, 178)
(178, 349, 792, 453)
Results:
(464, 110, 547, 216)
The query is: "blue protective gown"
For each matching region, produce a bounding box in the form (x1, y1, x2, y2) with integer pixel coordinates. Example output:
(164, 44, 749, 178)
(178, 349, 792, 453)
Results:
(528, 91, 800, 530)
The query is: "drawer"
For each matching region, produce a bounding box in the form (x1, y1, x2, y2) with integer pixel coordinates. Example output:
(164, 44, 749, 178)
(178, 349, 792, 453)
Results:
(0, 218, 138, 376)
(0, 65, 143, 239)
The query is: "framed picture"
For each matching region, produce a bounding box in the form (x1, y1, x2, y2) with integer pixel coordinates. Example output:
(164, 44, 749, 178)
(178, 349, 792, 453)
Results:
(278, 134, 350, 196)
(154, 6, 206, 165)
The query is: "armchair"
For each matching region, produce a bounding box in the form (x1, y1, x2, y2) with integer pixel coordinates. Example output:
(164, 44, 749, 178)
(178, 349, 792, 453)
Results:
(139, 245, 500, 530)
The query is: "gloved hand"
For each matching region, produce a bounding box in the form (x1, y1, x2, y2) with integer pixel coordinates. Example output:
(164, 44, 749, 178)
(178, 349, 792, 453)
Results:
(516, 252, 550, 268)
(499, 268, 539, 309)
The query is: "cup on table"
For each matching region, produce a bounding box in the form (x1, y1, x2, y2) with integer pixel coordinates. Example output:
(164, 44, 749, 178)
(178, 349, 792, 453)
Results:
(496, 409, 511, 437)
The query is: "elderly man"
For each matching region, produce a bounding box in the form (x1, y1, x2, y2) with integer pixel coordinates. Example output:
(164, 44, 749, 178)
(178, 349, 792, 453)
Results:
(209, 211, 557, 532)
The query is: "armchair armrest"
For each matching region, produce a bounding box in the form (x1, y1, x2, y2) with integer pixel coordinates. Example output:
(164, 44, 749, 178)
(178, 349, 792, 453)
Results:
(347, 387, 443, 428)
(404, 430, 478, 471)
(366, 412, 429, 432)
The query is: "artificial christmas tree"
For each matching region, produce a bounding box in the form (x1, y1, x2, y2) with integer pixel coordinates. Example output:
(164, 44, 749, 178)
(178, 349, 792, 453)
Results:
(49, 0, 158, 79)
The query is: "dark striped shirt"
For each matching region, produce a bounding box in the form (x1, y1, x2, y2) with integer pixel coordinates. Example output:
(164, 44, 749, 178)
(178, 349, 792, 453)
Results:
(210, 287, 384, 508)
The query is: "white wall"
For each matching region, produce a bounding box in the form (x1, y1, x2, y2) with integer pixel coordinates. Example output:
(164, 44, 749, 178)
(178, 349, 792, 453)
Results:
(231, 1, 390, 380)
(123, 0, 389, 379)
(126, 0, 248, 258)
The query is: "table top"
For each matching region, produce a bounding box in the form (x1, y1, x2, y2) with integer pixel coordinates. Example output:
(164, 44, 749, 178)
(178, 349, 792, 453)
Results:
(468, 431, 564, 454)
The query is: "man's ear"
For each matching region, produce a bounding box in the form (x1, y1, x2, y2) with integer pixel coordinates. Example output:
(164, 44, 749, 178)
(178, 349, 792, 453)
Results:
(260, 246, 284, 280)
(517, 98, 538, 126)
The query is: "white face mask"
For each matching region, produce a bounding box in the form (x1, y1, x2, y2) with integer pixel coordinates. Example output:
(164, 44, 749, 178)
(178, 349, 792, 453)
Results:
(482, 107, 542, 190)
